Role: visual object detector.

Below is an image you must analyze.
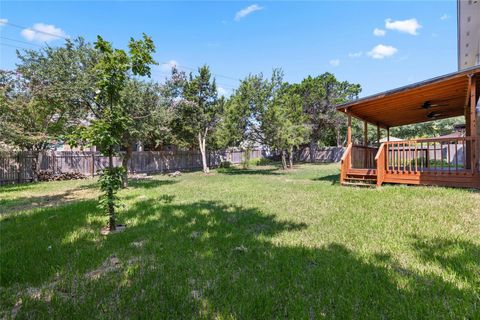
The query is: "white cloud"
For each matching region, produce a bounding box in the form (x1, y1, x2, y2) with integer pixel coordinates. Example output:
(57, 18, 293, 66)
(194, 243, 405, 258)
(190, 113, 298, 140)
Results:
(373, 28, 386, 37)
(440, 14, 449, 21)
(0, 18, 8, 26)
(367, 44, 398, 59)
(385, 18, 422, 35)
(21, 23, 67, 42)
(217, 86, 230, 97)
(348, 51, 363, 58)
(329, 59, 340, 67)
(235, 4, 263, 21)
(160, 60, 178, 72)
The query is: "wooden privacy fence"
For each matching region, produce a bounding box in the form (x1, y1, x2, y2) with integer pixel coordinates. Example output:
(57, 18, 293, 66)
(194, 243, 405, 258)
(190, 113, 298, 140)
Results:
(0, 149, 264, 185)
(297, 147, 345, 163)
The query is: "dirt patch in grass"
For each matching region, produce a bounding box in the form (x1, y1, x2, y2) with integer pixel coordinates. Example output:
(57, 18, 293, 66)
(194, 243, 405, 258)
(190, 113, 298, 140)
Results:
(1, 187, 98, 215)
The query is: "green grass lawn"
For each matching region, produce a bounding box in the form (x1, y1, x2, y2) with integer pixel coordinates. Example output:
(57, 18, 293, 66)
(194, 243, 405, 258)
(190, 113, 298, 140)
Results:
(1, 163, 479, 319)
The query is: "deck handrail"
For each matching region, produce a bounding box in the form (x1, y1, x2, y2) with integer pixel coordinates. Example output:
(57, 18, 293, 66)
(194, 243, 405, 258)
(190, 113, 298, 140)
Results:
(340, 143, 352, 162)
(340, 143, 353, 183)
(375, 143, 386, 186)
(383, 135, 478, 175)
(382, 136, 475, 144)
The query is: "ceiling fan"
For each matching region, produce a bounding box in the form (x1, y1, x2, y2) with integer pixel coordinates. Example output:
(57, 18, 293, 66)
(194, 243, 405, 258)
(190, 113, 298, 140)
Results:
(420, 100, 449, 110)
(427, 111, 444, 119)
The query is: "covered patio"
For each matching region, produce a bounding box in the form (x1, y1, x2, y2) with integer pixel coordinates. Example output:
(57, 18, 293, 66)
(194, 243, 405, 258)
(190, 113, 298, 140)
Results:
(337, 66, 480, 188)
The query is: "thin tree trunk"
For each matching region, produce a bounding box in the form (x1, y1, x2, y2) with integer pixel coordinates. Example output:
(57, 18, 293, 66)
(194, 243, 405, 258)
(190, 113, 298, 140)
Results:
(288, 147, 294, 169)
(121, 144, 132, 188)
(309, 140, 317, 163)
(108, 148, 116, 231)
(281, 150, 287, 170)
(198, 132, 209, 174)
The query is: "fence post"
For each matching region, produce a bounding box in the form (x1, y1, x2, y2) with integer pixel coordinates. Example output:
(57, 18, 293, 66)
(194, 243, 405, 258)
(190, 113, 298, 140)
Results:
(52, 151, 56, 174)
(17, 153, 21, 183)
(91, 153, 95, 177)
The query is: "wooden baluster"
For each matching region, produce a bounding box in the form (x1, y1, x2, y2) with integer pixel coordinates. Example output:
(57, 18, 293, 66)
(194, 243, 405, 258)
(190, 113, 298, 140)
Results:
(420, 142, 424, 172)
(441, 141, 444, 173)
(434, 142, 437, 173)
(462, 138, 466, 173)
(448, 140, 451, 174)
(387, 144, 390, 172)
(455, 139, 458, 173)
(413, 142, 418, 173)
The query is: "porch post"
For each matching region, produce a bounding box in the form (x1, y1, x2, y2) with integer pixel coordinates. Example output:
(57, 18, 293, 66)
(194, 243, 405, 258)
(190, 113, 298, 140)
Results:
(364, 121, 368, 167)
(377, 124, 381, 146)
(387, 127, 390, 142)
(347, 113, 352, 145)
(364, 121, 368, 146)
(470, 75, 478, 172)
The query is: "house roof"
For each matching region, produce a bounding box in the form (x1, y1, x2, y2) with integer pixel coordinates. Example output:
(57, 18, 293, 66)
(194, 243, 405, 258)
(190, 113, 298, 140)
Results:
(336, 66, 480, 129)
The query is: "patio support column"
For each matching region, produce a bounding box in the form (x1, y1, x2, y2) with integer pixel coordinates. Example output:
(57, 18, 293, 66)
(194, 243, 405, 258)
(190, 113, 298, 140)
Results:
(347, 113, 352, 145)
(364, 121, 368, 168)
(470, 75, 478, 172)
(377, 124, 381, 146)
(387, 127, 390, 142)
(364, 121, 368, 146)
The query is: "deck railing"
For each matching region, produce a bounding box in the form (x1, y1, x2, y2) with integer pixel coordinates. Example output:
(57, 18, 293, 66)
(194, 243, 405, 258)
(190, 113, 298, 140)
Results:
(381, 136, 477, 175)
(340, 143, 352, 183)
(351, 145, 378, 169)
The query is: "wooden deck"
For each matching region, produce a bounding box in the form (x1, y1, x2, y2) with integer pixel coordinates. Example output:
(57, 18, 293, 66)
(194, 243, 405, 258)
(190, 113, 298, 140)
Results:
(341, 137, 480, 188)
(337, 67, 479, 189)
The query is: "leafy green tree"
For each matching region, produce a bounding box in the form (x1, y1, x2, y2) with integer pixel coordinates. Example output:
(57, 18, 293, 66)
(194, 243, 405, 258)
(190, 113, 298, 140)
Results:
(263, 86, 310, 169)
(73, 34, 156, 231)
(290, 73, 361, 160)
(170, 65, 219, 174)
(1, 38, 100, 179)
(218, 69, 309, 169)
(391, 118, 463, 140)
(118, 79, 172, 187)
(0, 70, 80, 180)
(217, 69, 284, 149)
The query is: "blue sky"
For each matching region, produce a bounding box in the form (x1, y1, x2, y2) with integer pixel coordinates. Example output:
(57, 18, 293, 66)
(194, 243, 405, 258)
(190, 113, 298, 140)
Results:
(0, 1, 458, 97)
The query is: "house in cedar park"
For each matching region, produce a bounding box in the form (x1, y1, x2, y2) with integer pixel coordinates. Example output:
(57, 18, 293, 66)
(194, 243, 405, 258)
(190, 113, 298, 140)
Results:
(337, 0, 480, 188)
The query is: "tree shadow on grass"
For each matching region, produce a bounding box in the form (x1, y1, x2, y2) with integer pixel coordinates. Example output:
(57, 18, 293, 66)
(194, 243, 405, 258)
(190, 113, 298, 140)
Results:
(217, 167, 284, 176)
(1, 198, 478, 318)
(312, 173, 340, 185)
(411, 235, 480, 286)
(127, 179, 177, 189)
(0, 186, 99, 216)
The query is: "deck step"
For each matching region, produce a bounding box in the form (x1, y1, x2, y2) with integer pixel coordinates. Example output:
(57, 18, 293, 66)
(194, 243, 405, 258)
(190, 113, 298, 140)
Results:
(341, 181, 377, 187)
(345, 175, 377, 181)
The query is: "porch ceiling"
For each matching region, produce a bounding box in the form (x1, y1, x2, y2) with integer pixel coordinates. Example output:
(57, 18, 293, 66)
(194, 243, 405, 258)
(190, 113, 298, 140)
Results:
(336, 66, 480, 128)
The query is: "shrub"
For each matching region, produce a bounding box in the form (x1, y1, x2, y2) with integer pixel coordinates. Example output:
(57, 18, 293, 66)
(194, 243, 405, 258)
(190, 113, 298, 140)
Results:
(219, 161, 232, 168)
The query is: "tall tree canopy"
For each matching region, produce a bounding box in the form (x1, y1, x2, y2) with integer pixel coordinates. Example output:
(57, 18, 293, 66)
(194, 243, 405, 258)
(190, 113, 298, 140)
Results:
(169, 65, 220, 174)
(218, 69, 310, 169)
(290, 73, 361, 161)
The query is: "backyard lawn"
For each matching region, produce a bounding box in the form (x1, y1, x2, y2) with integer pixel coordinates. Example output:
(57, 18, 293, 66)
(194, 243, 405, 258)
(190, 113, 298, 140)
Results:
(0, 163, 479, 318)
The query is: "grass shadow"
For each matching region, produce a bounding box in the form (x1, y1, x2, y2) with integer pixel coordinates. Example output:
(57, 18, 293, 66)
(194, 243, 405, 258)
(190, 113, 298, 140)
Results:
(217, 167, 284, 176)
(312, 173, 340, 185)
(127, 179, 177, 189)
(1, 196, 478, 318)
